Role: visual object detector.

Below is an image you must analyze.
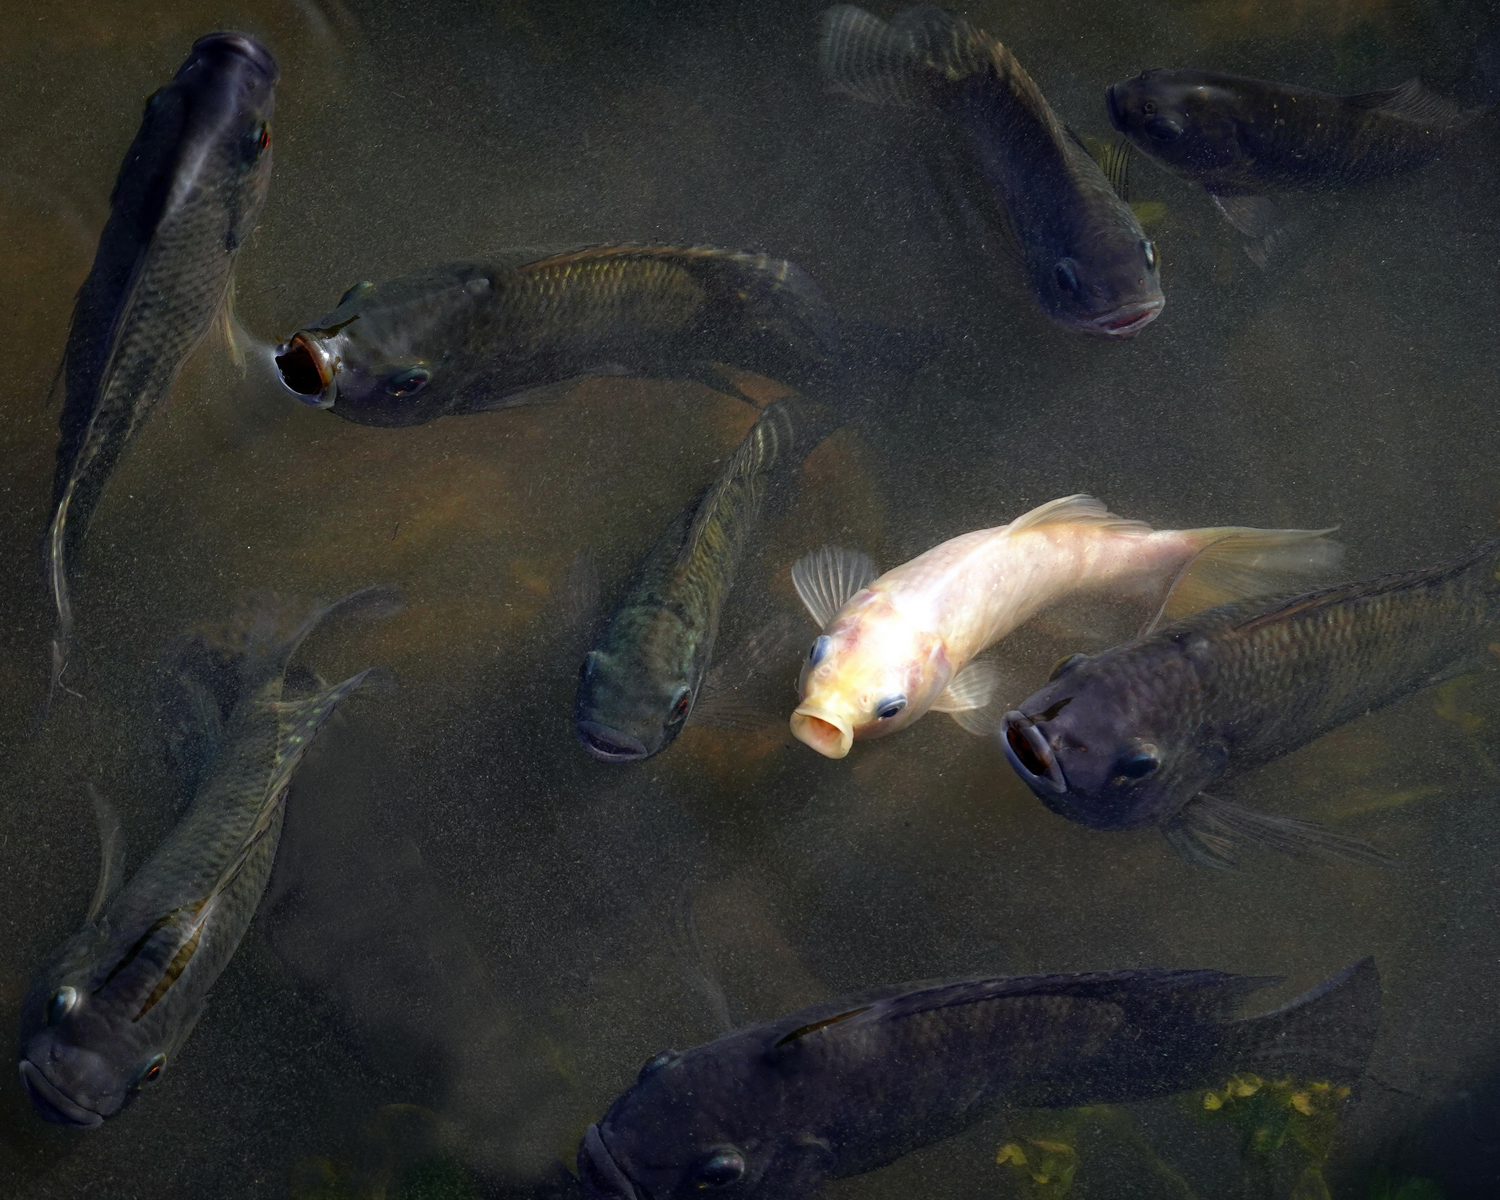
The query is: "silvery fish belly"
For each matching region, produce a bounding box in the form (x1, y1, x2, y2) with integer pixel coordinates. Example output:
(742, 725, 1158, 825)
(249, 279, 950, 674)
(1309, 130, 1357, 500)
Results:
(16, 590, 392, 1128)
(1001, 537, 1500, 869)
(44, 33, 277, 717)
(273, 245, 844, 427)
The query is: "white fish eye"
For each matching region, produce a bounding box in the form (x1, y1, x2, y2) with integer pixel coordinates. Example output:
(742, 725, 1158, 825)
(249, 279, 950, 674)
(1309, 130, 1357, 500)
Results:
(46, 986, 77, 1026)
(695, 1151, 745, 1189)
(875, 697, 907, 721)
(808, 636, 831, 666)
(1141, 239, 1157, 271)
(386, 366, 431, 397)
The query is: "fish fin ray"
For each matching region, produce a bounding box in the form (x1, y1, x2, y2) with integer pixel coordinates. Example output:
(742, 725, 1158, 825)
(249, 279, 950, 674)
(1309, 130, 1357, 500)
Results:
(933, 660, 1011, 735)
(818, 5, 930, 107)
(1345, 78, 1479, 127)
(1208, 190, 1282, 239)
(213, 277, 246, 371)
(1223, 958, 1380, 1083)
(85, 785, 126, 923)
(1098, 136, 1133, 201)
(689, 684, 781, 734)
(792, 546, 879, 627)
(1159, 526, 1342, 621)
(1007, 494, 1154, 537)
(1173, 794, 1397, 869)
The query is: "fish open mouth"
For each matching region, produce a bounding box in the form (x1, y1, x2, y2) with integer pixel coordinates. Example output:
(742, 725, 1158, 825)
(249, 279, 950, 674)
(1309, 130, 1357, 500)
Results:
(999, 711, 1067, 795)
(578, 1124, 639, 1200)
(274, 333, 336, 407)
(790, 707, 853, 759)
(19, 1060, 104, 1129)
(1088, 298, 1164, 338)
(576, 721, 650, 763)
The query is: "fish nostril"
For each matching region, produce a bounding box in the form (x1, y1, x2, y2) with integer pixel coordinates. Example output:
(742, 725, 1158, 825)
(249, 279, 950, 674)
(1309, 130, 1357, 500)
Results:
(274, 335, 327, 397)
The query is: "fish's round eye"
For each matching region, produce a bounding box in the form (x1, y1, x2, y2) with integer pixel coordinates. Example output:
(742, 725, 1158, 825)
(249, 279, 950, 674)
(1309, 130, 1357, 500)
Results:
(694, 1151, 745, 1189)
(1145, 116, 1183, 143)
(669, 688, 692, 723)
(46, 986, 77, 1026)
(133, 1053, 167, 1089)
(1142, 98, 1157, 114)
(386, 366, 431, 397)
(1141, 240, 1157, 271)
(1053, 258, 1081, 296)
(1114, 744, 1160, 780)
(875, 697, 907, 721)
(808, 636, 831, 666)
(1049, 653, 1086, 681)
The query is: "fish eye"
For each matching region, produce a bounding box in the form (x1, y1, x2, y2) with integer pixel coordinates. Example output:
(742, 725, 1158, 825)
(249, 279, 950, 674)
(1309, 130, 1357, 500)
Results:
(386, 366, 431, 397)
(694, 1151, 745, 1189)
(807, 635, 831, 666)
(1141, 240, 1157, 271)
(669, 687, 692, 724)
(1053, 258, 1081, 296)
(132, 1053, 167, 1089)
(1145, 116, 1183, 143)
(1142, 98, 1157, 114)
(257, 122, 270, 152)
(46, 986, 77, 1026)
(637, 1050, 677, 1083)
(1049, 653, 1086, 681)
(875, 696, 907, 721)
(1114, 743, 1161, 780)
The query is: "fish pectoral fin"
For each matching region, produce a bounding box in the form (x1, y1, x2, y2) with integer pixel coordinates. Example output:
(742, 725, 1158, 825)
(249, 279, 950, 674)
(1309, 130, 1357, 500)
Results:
(1099, 136, 1133, 203)
(1167, 794, 1398, 870)
(689, 683, 781, 734)
(1206, 189, 1282, 239)
(559, 547, 603, 646)
(932, 660, 1011, 735)
(791, 546, 879, 627)
(213, 278, 246, 371)
(85, 784, 127, 924)
(1345, 77, 1480, 127)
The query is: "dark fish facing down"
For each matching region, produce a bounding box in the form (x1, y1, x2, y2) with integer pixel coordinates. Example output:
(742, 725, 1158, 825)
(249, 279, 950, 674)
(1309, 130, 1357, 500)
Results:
(576, 396, 839, 763)
(44, 33, 277, 719)
(17, 588, 396, 1127)
(1000, 538, 1500, 868)
(578, 960, 1380, 1200)
(820, 5, 1163, 337)
(273, 245, 844, 427)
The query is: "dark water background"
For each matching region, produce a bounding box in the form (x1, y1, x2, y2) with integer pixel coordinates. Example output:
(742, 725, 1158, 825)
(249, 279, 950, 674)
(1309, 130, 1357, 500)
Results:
(3, 0, 1500, 1196)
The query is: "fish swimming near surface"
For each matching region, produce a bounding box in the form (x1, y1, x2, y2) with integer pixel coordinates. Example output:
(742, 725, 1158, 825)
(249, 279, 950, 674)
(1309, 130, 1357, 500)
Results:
(17, 587, 396, 1127)
(819, 5, 1163, 337)
(42, 33, 277, 721)
(578, 959, 1380, 1200)
(576, 396, 840, 762)
(273, 245, 844, 427)
(789, 495, 1340, 759)
(999, 537, 1500, 868)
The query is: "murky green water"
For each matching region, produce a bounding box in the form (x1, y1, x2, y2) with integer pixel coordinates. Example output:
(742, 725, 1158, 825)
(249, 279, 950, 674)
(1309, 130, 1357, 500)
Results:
(2, 0, 1499, 1196)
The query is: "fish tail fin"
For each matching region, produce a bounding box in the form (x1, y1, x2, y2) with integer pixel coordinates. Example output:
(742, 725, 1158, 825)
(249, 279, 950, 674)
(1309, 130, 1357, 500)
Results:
(1220, 958, 1380, 1085)
(241, 585, 403, 681)
(1157, 526, 1343, 625)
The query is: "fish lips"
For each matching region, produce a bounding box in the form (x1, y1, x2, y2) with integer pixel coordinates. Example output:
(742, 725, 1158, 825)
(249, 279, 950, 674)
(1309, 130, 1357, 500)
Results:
(578, 1123, 640, 1200)
(999, 711, 1067, 797)
(18, 1060, 105, 1129)
(576, 720, 651, 763)
(1085, 297, 1164, 338)
(274, 333, 337, 408)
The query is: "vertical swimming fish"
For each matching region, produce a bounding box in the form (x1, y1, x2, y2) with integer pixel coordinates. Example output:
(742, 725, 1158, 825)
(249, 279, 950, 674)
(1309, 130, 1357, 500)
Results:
(17, 588, 395, 1127)
(576, 397, 840, 762)
(43, 33, 277, 718)
(819, 5, 1163, 337)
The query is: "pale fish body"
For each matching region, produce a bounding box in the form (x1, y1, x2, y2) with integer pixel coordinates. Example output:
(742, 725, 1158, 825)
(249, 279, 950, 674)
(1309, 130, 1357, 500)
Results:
(789, 495, 1339, 758)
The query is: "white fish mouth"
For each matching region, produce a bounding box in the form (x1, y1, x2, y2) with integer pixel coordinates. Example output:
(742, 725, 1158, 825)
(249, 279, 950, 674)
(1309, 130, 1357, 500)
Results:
(790, 707, 853, 759)
(274, 333, 337, 408)
(19, 1060, 104, 1129)
(1086, 298, 1164, 338)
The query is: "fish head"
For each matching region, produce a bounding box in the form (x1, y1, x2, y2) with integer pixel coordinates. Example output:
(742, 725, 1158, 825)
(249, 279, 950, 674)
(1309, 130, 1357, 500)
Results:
(1106, 69, 1245, 176)
(1032, 201, 1163, 338)
(575, 638, 703, 763)
(791, 595, 950, 758)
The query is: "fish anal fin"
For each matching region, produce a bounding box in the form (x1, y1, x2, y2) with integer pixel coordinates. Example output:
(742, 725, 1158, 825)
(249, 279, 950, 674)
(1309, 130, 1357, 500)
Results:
(791, 546, 879, 627)
(1007, 494, 1154, 537)
(1169, 794, 1397, 870)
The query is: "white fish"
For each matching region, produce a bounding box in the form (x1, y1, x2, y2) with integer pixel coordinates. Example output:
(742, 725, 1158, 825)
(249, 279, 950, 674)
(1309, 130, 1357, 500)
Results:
(789, 495, 1339, 758)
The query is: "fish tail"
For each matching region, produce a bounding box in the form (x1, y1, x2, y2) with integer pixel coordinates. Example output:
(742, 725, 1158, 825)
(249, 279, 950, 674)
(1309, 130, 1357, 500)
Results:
(1220, 958, 1380, 1084)
(1158, 526, 1344, 623)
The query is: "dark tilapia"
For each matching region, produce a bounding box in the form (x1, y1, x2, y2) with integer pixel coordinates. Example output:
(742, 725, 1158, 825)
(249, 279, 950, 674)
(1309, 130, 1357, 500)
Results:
(579, 960, 1379, 1200)
(273, 246, 844, 427)
(820, 5, 1162, 337)
(17, 589, 394, 1127)
(1000, 538, 1500, 868)
(44, 34, 277, 715)
(576, 397, 838, 762)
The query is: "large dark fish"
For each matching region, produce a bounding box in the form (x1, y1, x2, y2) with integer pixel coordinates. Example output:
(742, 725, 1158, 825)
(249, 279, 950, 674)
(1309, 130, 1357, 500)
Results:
(17, 588, 395, 1128)
(1000, 538, 1500, 868)
(576, 397, 838, 762)
(44, 34, 277, 717)
(819, 5, 1162, 337)
(273, 245, 844, 427)
(578, 960, 1379, 1200)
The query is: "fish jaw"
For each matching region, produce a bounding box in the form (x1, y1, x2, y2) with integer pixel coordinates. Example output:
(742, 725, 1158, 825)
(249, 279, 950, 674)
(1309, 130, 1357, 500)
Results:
(18, 1058, 107, 1129)
(576, 720, 651, 763)
(578, 1123, 640, 1200)
(790, 705, 855, 759)
(273, 332, 337, 407)
(999, 711, 1067, 795)
(1082, 297, 1165, 338)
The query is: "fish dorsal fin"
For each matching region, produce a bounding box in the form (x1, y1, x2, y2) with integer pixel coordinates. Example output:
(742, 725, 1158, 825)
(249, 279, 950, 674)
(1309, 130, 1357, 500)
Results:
(791, 546, 879, 628)
(1345, 78, 1478, 128)
(1164, 794, 1397, 870)
(819, 5, 931, 107)
(85, 785, 126, 924)
(1007, 494, 1154, 537)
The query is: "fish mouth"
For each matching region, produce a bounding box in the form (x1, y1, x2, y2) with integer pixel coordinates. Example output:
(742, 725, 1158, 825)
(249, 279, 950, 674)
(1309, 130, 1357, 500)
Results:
(578, 1124, 640, 1200)
(1105, 84, 1126, 132)
(191, 32, 279, 81)
(576, 721, 650, 763)
(274, 333, 336, 407)
(1086, 298, 1164, 338)
(19, 1060, 104, 1129)
(790, 707, 853, 759)
(999, 711, 1066, 796)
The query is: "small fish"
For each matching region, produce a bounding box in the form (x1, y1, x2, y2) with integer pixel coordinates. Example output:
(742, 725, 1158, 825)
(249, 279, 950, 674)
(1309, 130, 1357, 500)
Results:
(43, 34, 278, 719)
(578, 960, 1379, 1200)
(274, 245, 844, 426)
(790, 495, 1339, 759)
(999, 538, 1500, 868)
(17, 588, 395, 1127)
(576, 397, 839, 762)
(819, 5, 1163, 337)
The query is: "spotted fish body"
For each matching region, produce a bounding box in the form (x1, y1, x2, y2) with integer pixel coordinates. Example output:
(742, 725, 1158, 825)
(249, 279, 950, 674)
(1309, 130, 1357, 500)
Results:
(274, 245, 844, 426)
(17, 590, 390, 1127)
(45, 33, 277, 714)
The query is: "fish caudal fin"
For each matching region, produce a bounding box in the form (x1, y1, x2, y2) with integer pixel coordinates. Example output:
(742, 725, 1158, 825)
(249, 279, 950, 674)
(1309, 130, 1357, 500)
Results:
(1163, 794, 1397, 871)
(819, 5, 930, 107)
(1222, 958, 1381, 1085)
(792, 545, 879, 627)
(1154, 525, 1342, 628)
(932, 659, 1011, 735)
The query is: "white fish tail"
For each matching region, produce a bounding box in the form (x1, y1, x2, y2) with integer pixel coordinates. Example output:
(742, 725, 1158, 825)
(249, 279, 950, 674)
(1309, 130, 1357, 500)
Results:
(1156, 525, 1343, 625)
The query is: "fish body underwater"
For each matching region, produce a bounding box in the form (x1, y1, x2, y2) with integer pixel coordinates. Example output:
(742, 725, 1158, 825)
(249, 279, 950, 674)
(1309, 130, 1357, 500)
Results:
(789, 495, 1339, 759)
(274, 245, 844, 426)
(576, 397, 840, 762)
(578, 960, 1379, 1200)
(1000, 538, 1500, 867)
(16, 589, 393, 1127)
(819, 5, 1162, 337)
(45, 33, 277, 714)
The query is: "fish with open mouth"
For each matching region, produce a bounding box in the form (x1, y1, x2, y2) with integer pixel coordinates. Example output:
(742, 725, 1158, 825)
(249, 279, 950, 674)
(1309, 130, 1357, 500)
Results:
(819, 5, 1163, 337)
(578, 960, 1379, 1200)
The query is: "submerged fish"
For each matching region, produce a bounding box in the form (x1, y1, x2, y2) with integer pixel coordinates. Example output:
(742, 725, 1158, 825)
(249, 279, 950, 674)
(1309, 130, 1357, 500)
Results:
(273, 245, 844, 426)
(999, 538, 1500, 868)
(820, 5, 1162, 337)
(578, 960, 1379, 1200)
(576, 397, 839, 762)
(17, 588, 395, 1127)
(44, 34, 277, 716)
(789, 495, 1339, 759)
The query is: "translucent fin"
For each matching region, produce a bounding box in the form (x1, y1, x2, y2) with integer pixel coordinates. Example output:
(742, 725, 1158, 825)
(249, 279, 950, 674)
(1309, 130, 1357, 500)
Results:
(35, 479, 83, 732)
(214, 279, 246, 371)
(1224, 958, 1381, 1084)
(560, 547, 602, 642)
(792, 546, 879, 628)
(818, 5, 929, 108)
(933, 660, 1011, 735)
(1096, 137, 1134, 202)
(1007, 494, 1154, 537)
(1165, 794, 1397, 870)
(693, 615, 805, 733)
(1157, 526, 1342, 624)
(268, 668, 382, 793)
(1208, 191, 1282, 240)
(85, 785, 126, 924)
(667, 893, 734, 1035)
(1345, 78, 1480, 127)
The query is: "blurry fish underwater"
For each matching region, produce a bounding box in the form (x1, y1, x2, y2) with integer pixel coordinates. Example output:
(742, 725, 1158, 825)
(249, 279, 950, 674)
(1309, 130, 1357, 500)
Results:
(999, 537, 1500, 868)
(577, 396, 839, 762)
(819, 4, 1162, 337)
(17, 588, 395, 1127)
(43, 33, 277, 721)
(274, 245, 844, 426)
(789, 495, 1339, 759)
(578, 960, 1379, 1200)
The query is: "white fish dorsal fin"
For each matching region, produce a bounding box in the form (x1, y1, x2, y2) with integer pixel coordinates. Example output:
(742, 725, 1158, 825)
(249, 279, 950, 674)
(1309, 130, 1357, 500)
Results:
(85, 785, 126, 924)
(792, 546, 878, 628)
(1007, 494, 1154, 536)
